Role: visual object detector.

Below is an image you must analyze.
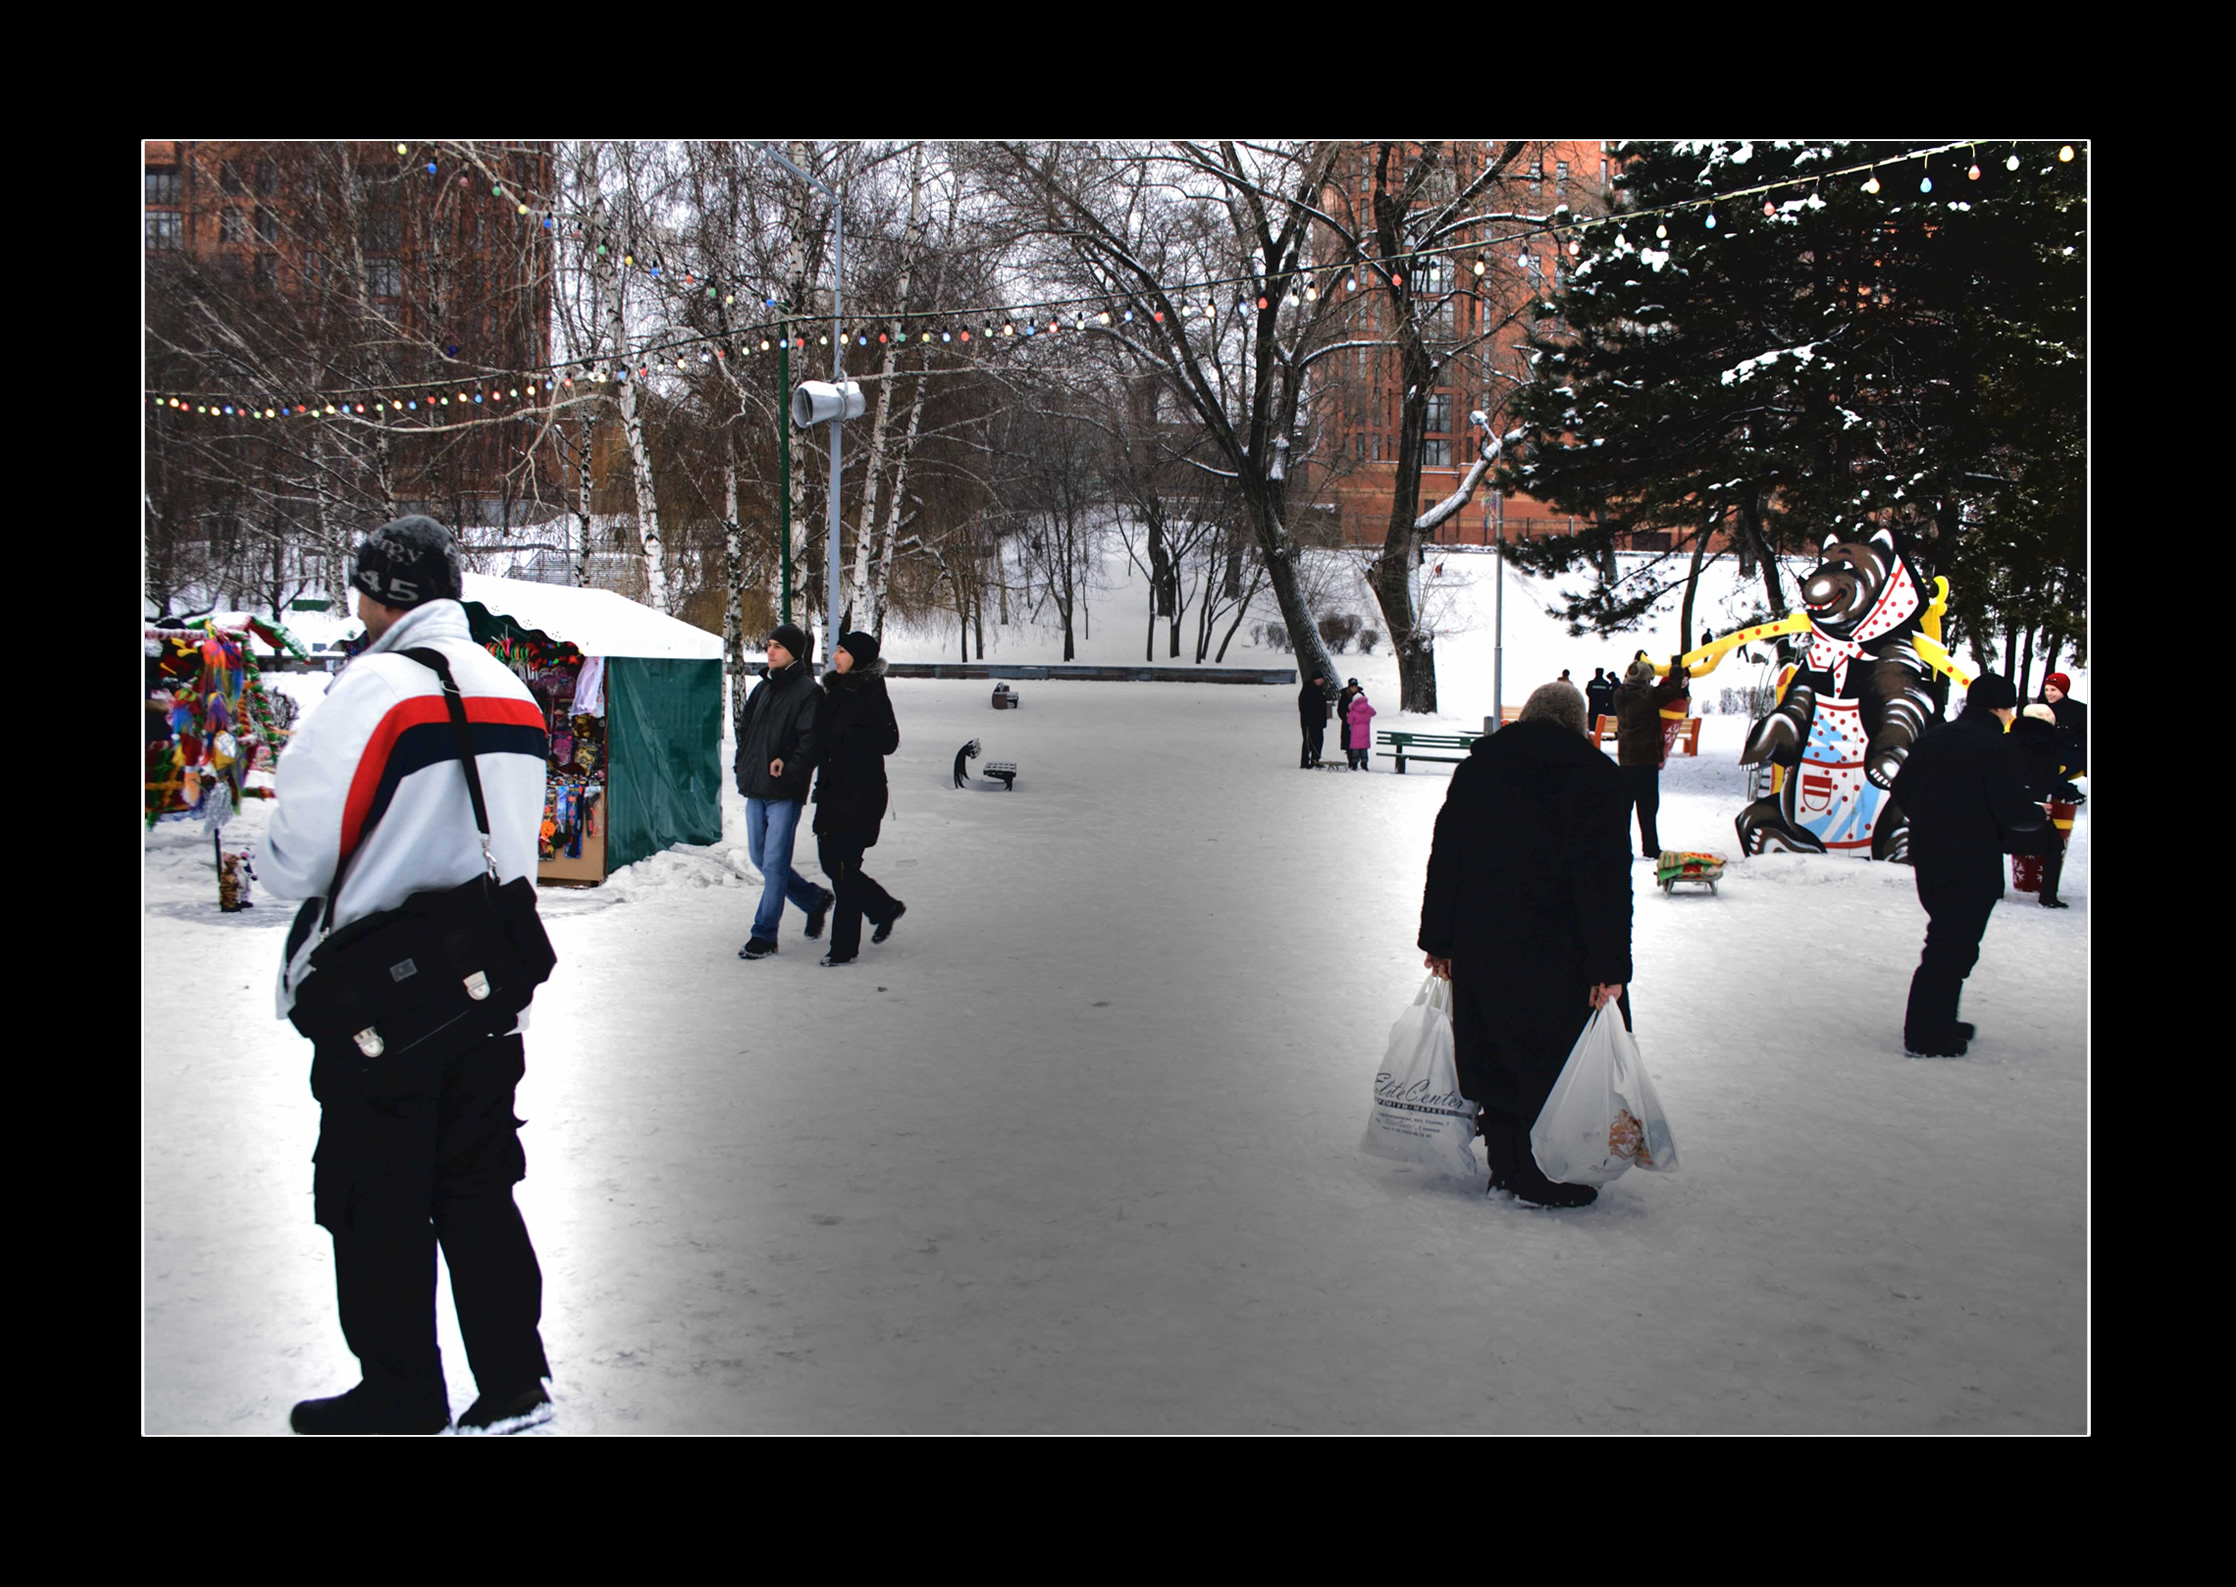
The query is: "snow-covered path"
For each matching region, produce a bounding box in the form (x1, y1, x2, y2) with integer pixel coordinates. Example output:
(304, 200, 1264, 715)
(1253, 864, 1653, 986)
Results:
(143, 679, 2086, 1433)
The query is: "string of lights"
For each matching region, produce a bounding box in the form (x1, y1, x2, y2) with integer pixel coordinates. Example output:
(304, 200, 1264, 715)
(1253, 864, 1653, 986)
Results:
(149, 139, 2071, 421)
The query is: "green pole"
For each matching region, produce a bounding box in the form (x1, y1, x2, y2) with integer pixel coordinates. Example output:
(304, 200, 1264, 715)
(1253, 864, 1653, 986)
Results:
(778, 310, 792, 629)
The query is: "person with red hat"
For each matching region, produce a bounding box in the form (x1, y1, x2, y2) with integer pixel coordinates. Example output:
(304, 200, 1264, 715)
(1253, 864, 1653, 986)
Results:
(2040, 672, 2087, 786)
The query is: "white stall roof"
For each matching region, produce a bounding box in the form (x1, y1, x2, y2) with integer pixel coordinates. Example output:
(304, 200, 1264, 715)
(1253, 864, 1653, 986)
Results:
(461, 573, 722, 660)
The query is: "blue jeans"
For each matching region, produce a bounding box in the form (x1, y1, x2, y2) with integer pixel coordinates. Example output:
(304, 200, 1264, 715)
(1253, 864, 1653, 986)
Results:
(744, 797, 823, 942)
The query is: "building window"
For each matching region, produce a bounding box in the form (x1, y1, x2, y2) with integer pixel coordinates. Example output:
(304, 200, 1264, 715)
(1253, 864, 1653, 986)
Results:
(366, 257, 402, 298)
(145, 211, 183, 250)
(1425, 393, 1453, 434)
(220, 207, 246, 244)
(1600, 157, 1609, 191)
(256, 207, 279, 243)
(1424, 438, 1453, 468)
(256, 157, 277, 196)
(220, 159, 244, 195)
(365, 209, 402, 250)
(145, 167, 182, 205)
(254, 254, 278, 291)
(1528, 163, 1543, 199)
(1556, 160, 1568, 200)
(1355, 432, 1365, 461)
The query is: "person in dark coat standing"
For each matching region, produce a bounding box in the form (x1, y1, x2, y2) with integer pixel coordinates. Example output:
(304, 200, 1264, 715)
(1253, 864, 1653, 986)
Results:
(1584, 667, 1615, 734)
(1298, 670, 1331, 768)
(2041, 672, 2087, 783)
(2010, 703, 2071, 909)
(1419, 680, 1632, 1209)
(810, 631, 905, 964)
(1888, 673, 2044, 1056)
(734, 623, 828, 960)
(1609, 656, 1687, 858)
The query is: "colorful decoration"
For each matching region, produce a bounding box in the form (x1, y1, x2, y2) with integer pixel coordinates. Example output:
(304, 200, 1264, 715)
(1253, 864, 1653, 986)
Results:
(144, 616, 306, 827)
(1664, 526, 1965, 861)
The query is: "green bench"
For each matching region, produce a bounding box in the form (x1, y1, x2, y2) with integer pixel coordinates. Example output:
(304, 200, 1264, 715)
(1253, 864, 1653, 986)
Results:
(1376, 729, 1481, 773)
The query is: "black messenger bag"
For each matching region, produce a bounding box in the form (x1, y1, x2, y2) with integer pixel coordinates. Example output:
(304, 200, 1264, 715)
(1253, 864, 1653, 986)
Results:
(286, 648, 556, 1061)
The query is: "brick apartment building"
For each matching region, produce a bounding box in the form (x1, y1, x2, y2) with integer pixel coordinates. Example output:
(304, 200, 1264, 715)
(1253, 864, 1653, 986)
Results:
(144, 140, 565, 568)
(1309, 140, 1693, 553)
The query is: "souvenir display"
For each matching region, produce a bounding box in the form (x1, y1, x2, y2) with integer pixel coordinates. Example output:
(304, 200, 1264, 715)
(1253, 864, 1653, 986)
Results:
(144, 616, 306, 829)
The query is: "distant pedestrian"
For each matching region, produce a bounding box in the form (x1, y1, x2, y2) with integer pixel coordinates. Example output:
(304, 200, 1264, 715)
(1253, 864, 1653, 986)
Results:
(1610, 656, 1687, 858)
(1584, 667, 1615, 734)
(1888, 673, 2044, 1056)
(1335, 676, 1361, 730)
(1344, 683, 1377, 770)
(1559, 668, 1572, 683)
(1298, 670, 1331, 769)
(735, 623, 829, 960)
(2041, 672, 2087, 784)
(1418, 679, 1630, 1209)
(2010, 703, 2071, 910)
(811, 631, 904, 964)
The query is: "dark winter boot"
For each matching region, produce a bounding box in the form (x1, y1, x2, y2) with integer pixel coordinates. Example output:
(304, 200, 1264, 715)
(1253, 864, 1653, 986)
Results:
(290, 1380, 451, 1436)
(738, 937, 778, 960)
(1518, 1181, 1599, 1209)
(804, 889, 835, 939)
(456, 1382, 553, 1436)
(871, 902, 906, 945)
(1904, 1030, 1970, 1058)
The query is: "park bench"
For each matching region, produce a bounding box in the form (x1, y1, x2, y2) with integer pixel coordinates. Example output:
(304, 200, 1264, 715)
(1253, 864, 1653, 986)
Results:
(1590, 714, 1702, 757)
(1376, 729, 1482, 773)
(991, 682, 1021, 710)
(982, 761, 1018, 790)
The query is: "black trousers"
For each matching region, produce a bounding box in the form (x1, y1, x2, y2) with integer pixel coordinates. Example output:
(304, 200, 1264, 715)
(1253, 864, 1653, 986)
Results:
(1300, 721, 1325, 767)
(816, 831, 898, 958)
(1904, 878, 1999, 1044)
(310, 1030, 548, 1403)
(1620, 764, 1662, 856)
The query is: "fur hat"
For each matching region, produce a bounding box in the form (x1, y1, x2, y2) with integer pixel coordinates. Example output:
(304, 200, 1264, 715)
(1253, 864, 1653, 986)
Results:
(2022, 703, 2056, 724)
(1520, 680, 1588, 735)
(1625, 658, 1658, 684)
(1965, 673, 2018, 713)
(767, 623, 811, 661)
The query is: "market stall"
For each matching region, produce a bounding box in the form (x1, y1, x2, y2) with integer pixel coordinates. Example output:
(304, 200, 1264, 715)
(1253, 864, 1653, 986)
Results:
(145, 613, 311, 909)
(459, 573, 722, 885)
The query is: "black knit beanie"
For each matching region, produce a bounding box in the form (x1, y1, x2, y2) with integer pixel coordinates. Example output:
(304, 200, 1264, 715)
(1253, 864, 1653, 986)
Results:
(838, 630, 880, 667)
(353, 515, 461, 609)
(768, 623, 811, 661)
(1964, 673, 2018, 714)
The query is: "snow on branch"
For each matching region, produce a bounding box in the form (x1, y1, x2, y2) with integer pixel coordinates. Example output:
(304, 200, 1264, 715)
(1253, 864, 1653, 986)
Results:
(1412, 413, 1511, 534)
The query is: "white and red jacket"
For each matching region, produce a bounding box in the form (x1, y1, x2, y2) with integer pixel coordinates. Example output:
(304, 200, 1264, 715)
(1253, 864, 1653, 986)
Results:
(262, 599, 548, 1021)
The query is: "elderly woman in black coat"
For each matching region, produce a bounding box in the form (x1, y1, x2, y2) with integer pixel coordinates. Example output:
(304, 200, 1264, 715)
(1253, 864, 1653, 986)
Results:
(809, 631, 905, 965)
(1418, 680, 1633, 1207)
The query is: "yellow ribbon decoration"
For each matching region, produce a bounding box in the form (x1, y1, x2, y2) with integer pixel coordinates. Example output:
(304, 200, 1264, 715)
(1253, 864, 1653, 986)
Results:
(1651, 576, 1973, 684)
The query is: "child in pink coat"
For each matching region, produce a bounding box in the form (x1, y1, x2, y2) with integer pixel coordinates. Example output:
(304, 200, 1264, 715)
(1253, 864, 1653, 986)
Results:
(1344, 684, 1376, 770)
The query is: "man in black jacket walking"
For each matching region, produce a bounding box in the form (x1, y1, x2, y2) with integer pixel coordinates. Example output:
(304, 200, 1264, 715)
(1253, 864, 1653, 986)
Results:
(1298, 670, 1331, 768)
(735, 623, 828, 960)
(1419, 680, 1632, 1208)
(1889, 673, 2043, 1056)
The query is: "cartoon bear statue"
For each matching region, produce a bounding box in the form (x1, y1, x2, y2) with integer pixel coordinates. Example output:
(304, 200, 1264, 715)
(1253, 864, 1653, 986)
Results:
(1735, 525, 1944, 862)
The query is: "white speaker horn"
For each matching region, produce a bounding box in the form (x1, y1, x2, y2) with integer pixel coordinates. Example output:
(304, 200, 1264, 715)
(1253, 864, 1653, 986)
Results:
(791, 380, 865, 427)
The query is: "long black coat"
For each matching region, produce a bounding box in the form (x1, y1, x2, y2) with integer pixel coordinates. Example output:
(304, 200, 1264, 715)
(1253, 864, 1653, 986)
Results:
(1298, 680, 1330, 727)
(2047, 694, 2087, 777)
(735, 660, 822, 801)
(2008, 716, 2064, 802)
(1418, 720, 1633, 1119)
(1889, 710, 2044, 899)
(810, 664, 899, 844)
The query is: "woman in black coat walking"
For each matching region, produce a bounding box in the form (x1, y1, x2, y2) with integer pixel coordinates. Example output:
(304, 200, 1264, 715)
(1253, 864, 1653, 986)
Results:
(810, 631, 905, 965)
(1418, 680, 1633, 1208)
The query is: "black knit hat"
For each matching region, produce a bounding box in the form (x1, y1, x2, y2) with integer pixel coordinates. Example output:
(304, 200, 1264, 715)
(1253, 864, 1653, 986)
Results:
(838, 630, 880, 667)
(1965, 672, 2018, 713)
(767, 622, 811, 660)
(353, 515, 461, 609)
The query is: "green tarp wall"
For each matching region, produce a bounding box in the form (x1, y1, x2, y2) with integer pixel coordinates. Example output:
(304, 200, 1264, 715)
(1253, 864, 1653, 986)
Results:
(605, 656, 722, 868)
(464, 602, 721, 873)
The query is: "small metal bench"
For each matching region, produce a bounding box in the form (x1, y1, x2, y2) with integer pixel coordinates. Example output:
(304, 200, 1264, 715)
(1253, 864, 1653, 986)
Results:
(983, 761, 1018, 790)
(991, 683, 1021, 710)
(1375, 729, 1481, 773)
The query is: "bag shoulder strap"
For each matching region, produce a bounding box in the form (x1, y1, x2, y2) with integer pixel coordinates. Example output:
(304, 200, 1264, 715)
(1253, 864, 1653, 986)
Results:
(317, 646, 497, 935)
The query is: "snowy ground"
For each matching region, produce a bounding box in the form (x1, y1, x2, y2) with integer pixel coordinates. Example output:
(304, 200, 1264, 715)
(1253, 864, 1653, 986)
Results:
(144, 636, 2088, 1430)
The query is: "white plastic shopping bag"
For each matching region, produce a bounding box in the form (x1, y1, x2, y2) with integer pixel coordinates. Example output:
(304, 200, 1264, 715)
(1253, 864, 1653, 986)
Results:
(1529, 1003, 1680, 1187)
(1360, 975, 1481, 1179)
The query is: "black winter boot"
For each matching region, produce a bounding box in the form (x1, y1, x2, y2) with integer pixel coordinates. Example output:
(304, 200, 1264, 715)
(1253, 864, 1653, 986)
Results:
(290, 1381, 451, 1435)
(456, 1382, 553, 1435)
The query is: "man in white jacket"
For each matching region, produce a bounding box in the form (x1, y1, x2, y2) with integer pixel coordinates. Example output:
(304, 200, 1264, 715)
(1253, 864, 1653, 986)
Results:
(262, 516, 556, 1435)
